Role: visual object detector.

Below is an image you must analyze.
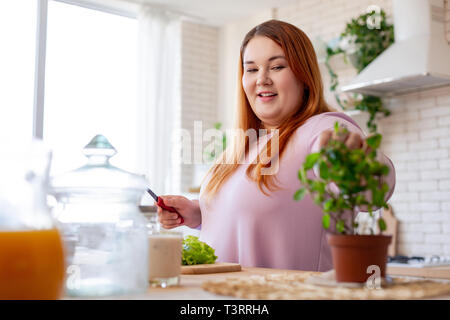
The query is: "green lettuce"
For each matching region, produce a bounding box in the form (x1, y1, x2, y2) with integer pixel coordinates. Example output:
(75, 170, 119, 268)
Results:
(182, 235, 218, 265)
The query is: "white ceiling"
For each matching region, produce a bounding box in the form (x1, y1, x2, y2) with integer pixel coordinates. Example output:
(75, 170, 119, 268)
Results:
(123, 0, 300, 26)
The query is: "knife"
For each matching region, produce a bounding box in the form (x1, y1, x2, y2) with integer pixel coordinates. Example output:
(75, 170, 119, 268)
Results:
(147, 188, 184, 224)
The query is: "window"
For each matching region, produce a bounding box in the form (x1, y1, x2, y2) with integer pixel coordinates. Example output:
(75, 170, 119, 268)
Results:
(43, 1, 139, 175)
(0, 0, 37, 144)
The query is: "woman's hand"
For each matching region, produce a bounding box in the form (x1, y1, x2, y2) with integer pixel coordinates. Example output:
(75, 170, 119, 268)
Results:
(156, 195, 201, 229)
(318, 128, 369, 152)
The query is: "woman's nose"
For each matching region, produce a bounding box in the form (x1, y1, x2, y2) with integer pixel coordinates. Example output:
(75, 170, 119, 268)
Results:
(256, 70, 272, 86)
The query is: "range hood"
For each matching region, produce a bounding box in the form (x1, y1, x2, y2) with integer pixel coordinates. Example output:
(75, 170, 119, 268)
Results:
(341, 0, 450, 97)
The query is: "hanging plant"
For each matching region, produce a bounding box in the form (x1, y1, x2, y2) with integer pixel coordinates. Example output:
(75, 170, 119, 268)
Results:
(325, 8, 394, 133)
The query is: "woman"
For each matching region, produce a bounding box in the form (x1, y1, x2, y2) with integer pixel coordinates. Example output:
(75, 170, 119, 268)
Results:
(156, 20, 396, 272)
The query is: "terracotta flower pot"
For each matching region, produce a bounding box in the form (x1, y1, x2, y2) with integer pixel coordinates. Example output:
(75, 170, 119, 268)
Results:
(327, 234, 392, 283)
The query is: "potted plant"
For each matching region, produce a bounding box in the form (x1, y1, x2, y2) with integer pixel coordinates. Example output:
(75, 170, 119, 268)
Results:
(325, 8, 394, 133)
(294, 122, 391, 283)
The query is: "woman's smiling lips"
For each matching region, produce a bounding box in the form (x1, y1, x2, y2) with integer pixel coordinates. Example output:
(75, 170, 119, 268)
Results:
(257, 91, 278, 102)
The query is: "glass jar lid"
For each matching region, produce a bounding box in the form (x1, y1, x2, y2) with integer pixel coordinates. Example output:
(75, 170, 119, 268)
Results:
(50, 135, 147, 202)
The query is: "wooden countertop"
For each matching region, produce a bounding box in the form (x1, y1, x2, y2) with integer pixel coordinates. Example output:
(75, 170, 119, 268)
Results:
(66, 266, 450, 300)
(387, 264, 450, 280)
(115, 267, 306, 300)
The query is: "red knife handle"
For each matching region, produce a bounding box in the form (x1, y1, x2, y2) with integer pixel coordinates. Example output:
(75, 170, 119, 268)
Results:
(157, 197, 184, 224)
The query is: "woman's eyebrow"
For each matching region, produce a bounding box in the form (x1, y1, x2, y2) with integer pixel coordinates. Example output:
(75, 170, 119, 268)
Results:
(243, 55, 287, 65)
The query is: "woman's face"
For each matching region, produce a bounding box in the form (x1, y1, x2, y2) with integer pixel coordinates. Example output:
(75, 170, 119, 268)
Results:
(242, 36, 304, 129)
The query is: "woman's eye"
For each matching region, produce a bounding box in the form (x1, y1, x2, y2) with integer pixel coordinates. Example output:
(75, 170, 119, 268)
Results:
(272, 66, 285, 71)
(246, 68, 257, 73)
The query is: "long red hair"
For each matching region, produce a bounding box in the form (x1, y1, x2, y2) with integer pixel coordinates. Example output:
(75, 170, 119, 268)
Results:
(203, 19, 333, 199)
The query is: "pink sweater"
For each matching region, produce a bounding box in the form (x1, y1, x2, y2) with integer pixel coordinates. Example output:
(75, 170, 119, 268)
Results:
(198, 112, 396, 272)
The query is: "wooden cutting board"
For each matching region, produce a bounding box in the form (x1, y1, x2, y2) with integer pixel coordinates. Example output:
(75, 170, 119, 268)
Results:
(181, 262, 241, 274)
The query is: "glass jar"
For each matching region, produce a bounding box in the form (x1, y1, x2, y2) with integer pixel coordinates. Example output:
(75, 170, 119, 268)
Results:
(50, 135, 149, 297)
(142, 207, 182, 288)
(0, 140, 65, 299)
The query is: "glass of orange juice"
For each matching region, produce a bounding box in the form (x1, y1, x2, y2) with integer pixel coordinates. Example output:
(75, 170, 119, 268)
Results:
(0, 140, 65, 300)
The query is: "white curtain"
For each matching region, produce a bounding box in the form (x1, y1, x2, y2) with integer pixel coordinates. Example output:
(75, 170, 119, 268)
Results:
(137, 6, 181, 197)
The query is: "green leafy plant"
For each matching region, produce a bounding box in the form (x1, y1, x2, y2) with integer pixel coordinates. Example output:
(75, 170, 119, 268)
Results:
(325, 8, 394, 133)
(294, 122, 390, 235)
(204, 122, 227, 163)
(182, 235, 218, 265)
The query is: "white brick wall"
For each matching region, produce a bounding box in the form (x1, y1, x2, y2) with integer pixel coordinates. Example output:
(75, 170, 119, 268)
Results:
(378, 86, 450, 257)
(180, 21, 219, 193)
